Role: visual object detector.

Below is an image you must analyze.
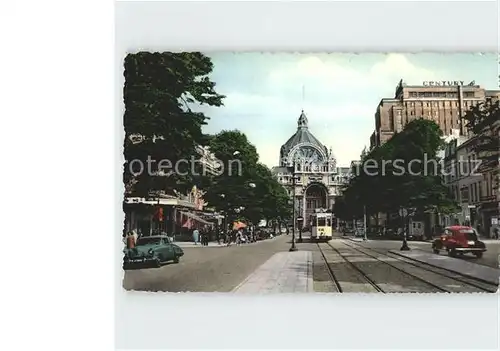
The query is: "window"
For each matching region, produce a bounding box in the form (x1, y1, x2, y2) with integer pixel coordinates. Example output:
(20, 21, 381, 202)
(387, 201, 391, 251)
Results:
(326, 217, 332, 226)
(317, 217, 326, 226)
(460, 229, 478, 241)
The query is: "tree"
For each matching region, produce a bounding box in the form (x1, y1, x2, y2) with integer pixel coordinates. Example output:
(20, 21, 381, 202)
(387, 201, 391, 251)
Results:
(463, 100, 500, 172)
(123, 52, 225, 197)
(204, 130, 291, 227)
(339, 119, 459, 225)
(203, 130, 259, 212)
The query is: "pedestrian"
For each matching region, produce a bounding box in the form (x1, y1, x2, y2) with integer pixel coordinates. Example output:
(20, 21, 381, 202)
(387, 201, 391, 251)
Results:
(126, 231, 136, 249)
(203, 228, 209, 246)
(494, 227, 499, 240)
(192, 228, 199, 245)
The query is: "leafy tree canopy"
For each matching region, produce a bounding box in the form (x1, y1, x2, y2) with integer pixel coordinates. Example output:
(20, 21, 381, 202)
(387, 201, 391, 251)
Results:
(463, 100, 500, 171)
(336, 119, 458, 220)
(123, 52, 225, 197)
(204, 130, 291, 225)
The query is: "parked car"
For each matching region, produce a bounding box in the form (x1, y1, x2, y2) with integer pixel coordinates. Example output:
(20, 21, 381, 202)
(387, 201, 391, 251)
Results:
(431, 226, 486, 258)
(123, 235, 184, 269)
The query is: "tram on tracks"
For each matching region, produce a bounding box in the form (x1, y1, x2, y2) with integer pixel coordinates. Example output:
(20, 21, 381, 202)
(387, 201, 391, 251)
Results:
(310, 210, 333, 242)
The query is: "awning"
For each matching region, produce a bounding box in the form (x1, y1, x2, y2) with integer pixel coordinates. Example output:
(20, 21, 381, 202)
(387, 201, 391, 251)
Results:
(124, 197, 196, 209)
(180, 211, 212, 225)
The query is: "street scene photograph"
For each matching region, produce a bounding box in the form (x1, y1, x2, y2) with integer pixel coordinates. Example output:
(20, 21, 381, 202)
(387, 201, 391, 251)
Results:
(122, 52, 499, 294)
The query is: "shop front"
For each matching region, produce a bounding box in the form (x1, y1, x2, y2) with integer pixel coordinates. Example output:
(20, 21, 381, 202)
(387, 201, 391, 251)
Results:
(478, 197, 499, 237)
(123, 196, 197, 236)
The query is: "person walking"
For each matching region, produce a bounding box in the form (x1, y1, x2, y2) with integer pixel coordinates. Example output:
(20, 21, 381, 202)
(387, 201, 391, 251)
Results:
(216, 229, 221, 245)
(494, 227, 499, 240)
(192, 227, 199, 245)
(203, 227, 209, 246)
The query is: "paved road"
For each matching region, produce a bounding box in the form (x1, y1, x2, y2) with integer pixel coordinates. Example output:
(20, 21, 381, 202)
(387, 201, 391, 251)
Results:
(347, 237, 500, 269)
(122, 234, 292, 292)
(122, 231, 498, 293)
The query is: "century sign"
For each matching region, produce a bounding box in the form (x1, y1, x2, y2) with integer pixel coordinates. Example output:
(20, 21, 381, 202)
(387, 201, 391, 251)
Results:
(422, 80, 475, 87)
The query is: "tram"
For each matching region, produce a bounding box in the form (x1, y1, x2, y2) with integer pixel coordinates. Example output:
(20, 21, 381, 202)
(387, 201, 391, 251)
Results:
(310, 211, 333, 241)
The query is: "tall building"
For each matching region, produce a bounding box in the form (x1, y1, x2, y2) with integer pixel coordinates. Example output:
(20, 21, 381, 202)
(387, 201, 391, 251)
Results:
(195, 144, 221, 176)
(370, 79, 500, 149)
(271, 110, 351, 225)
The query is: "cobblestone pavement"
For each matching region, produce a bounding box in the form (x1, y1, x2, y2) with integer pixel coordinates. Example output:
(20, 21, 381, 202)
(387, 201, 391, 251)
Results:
(122, 234, 293, 292)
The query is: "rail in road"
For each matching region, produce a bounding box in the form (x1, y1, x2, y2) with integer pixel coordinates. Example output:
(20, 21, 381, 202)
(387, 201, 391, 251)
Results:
(342, 241, 498, 293)
(316, 240, 497, 293)
(339, 240, 497, 293)
(317, 242, 384, 293)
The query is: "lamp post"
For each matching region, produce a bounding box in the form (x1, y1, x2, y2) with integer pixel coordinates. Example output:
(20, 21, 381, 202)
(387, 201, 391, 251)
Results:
(363, 205, 368, 241)
(219, 193, 227, 233)
(297, 217, 303, 243)
(399, 207, 410, 251)
(289, 161, 298, 252)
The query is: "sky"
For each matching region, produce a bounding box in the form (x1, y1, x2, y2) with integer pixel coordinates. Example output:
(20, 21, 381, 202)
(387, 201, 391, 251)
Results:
(198, 53, 498, 168)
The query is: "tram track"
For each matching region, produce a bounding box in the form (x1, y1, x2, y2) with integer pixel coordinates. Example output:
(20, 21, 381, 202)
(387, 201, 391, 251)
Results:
(316, 243, 342, 292)
(341, 240, 497, 293)
(317, 242, 385, 293)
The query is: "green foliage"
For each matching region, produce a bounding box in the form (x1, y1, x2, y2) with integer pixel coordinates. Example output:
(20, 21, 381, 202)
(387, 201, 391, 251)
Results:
(204, 130, 291, 225)
(336, 119, 459, 220)
(463, 100, 500, 171)
(123, 52, 225, 196)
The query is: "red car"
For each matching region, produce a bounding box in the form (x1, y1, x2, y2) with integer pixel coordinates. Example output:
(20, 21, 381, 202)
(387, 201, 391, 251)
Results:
(432, 225, 486, 258)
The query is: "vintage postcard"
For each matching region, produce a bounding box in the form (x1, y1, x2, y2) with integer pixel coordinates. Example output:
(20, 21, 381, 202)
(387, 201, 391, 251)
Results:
(121, 52, 499, 293)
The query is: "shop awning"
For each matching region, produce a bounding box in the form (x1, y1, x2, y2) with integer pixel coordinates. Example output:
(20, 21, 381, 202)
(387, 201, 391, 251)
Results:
(124, 197, 196, 209)
(180, 211, 212, 225)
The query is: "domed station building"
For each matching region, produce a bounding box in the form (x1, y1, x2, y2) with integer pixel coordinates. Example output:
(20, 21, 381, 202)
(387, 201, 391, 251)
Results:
(271, 110, 351, 228)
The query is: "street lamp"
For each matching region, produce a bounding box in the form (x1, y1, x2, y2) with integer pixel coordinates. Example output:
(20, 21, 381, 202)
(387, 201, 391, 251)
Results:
(297, 217, 304, 243)
(288, 161, 298, 252)
(399, 207, 410, 251)
(363, 205, 368, 241)
(219, 194, 226, 233)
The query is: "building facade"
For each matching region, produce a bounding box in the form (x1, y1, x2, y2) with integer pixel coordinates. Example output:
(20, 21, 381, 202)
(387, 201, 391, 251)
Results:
(271, 110, 351, 227)
(442, 136, 481, 227)
(195, 144, 221, 176)
(370, 79, 500, 149)
(442, 135, 499, 236)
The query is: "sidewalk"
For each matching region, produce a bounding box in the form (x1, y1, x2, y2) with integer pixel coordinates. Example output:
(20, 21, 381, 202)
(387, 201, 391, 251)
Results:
(391, 249, 500, 285)
(173, 236, 282, 248)
(232, 251, 314, 293)
(173, 241, 224, 248)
